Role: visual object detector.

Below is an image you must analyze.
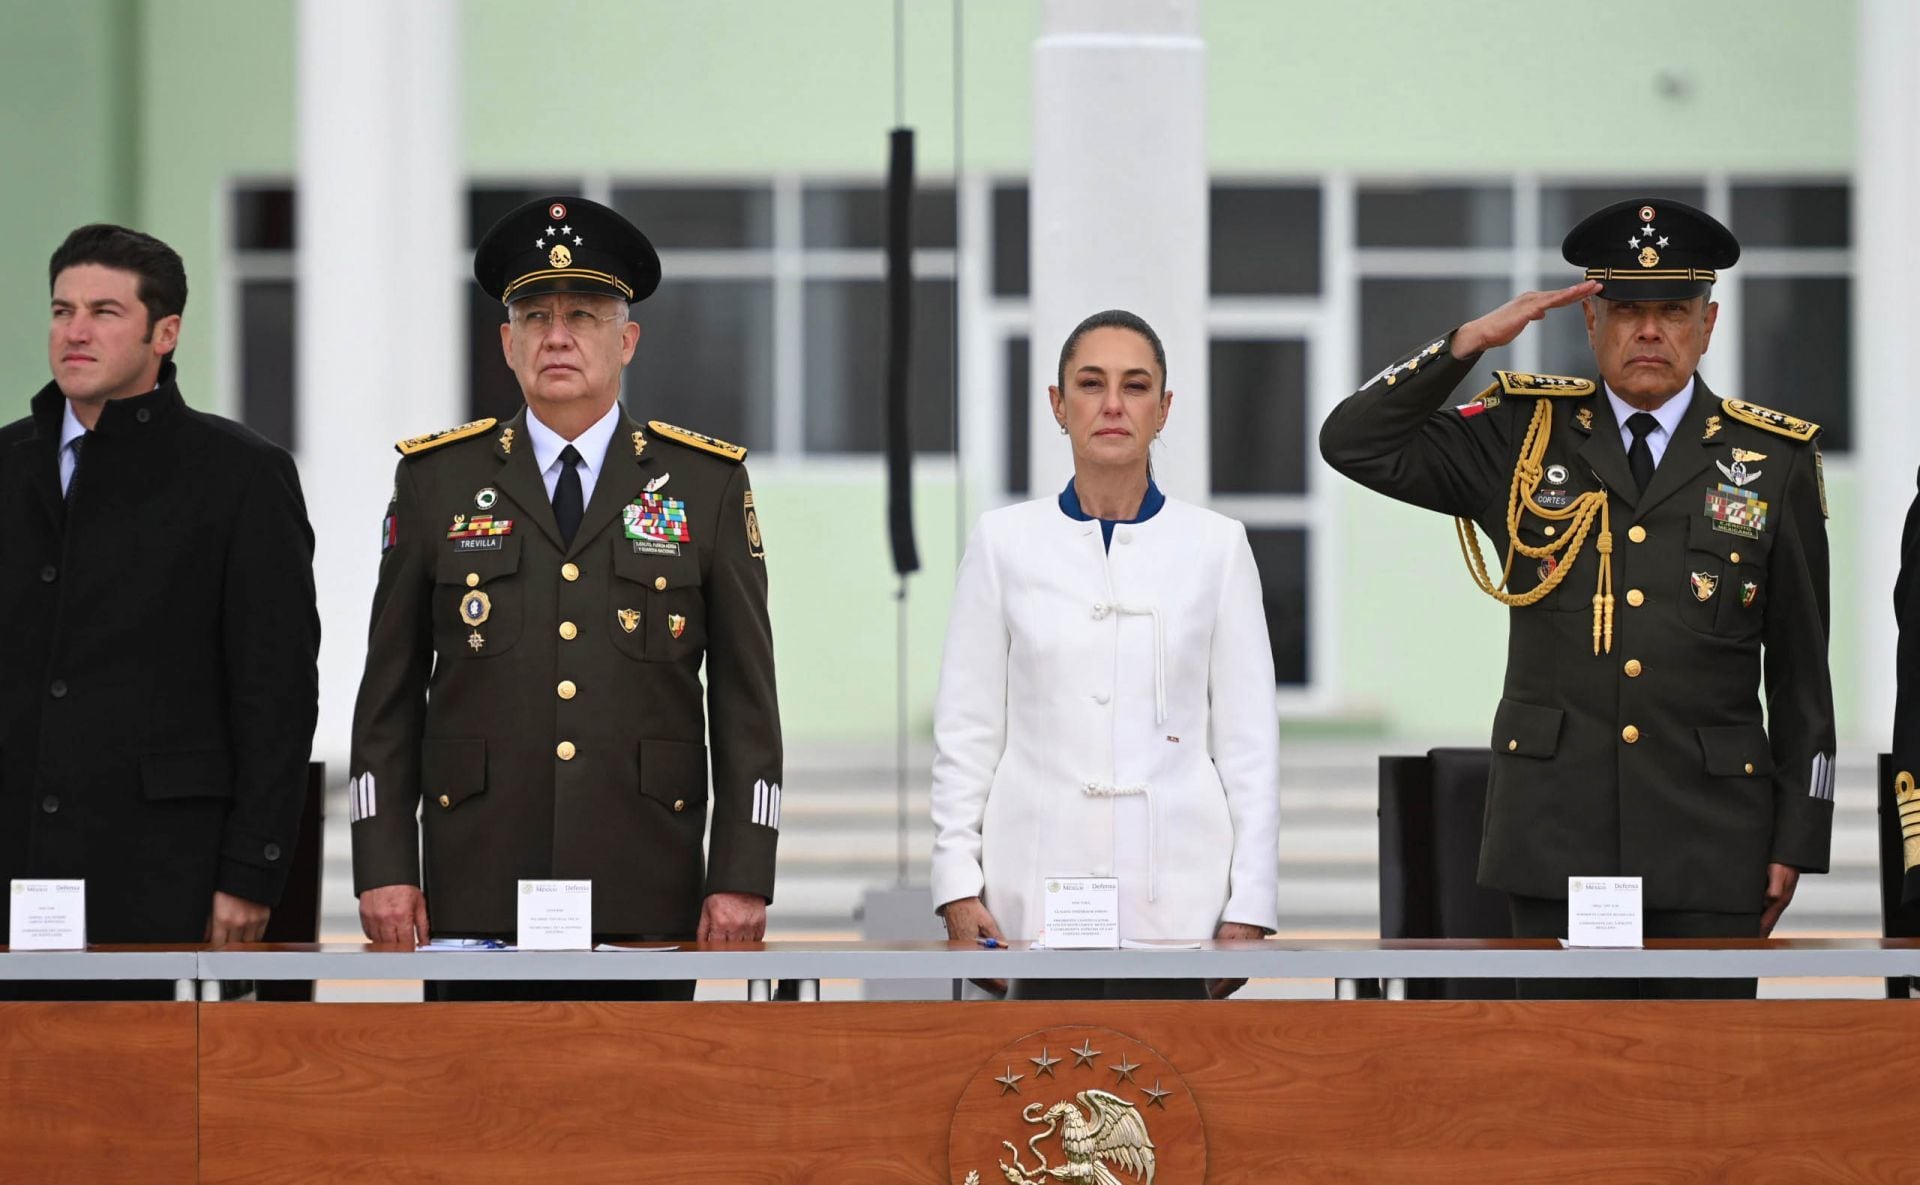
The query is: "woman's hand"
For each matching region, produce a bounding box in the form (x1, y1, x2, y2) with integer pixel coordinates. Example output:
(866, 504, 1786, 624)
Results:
(1207, 921, 1267, 999)
(940, 896, 1007, 996)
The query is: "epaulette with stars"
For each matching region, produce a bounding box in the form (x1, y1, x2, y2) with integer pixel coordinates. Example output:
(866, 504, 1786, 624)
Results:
(394, 417, 499, 457)
(1720, 398, 1820, 443)
(1493, 371, 1596, 397)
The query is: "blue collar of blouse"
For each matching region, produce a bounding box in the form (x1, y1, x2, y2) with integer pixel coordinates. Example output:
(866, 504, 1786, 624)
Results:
(1059, 475, 1165, 548)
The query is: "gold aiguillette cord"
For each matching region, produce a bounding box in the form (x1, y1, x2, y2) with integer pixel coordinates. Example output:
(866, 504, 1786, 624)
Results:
(1453, 394, 1614, 654)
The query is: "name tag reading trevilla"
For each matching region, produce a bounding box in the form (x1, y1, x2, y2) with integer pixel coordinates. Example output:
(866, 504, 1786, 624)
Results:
(9, 879, 86, 950)
(515, 879, 592, 950)
(1041, 876, 1119, 949)
(1566, 876, 1643, 948)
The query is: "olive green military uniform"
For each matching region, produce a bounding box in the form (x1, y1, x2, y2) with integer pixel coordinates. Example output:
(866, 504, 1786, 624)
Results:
(349, 407, 781, 938)
(1320, 335, 1834, 914)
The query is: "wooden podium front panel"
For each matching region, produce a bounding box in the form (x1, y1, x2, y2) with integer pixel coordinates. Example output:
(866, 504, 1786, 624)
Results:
(0, 1003, 197, 1185)
(199, 1001, 1920, 1183)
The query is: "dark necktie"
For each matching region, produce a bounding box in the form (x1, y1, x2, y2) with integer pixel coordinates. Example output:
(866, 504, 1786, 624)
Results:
(1625, 412, 1659, 495)
(554, 443, 585, 547)
(65, 432, 89, 504)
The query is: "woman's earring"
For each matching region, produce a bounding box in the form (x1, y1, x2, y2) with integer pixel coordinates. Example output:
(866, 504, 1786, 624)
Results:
(1058, 422, 1068, 435)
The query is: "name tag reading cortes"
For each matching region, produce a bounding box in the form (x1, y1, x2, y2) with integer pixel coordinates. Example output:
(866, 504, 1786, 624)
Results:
(1041, 876, 1120, 949)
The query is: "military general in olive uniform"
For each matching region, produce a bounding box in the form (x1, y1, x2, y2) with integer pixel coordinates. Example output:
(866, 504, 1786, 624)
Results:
(350, 197, 781, 998)
(1321, 199, 1834, 998)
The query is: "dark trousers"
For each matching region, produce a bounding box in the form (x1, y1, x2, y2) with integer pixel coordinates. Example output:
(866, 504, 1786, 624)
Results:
(427, 978, 695, 1002)
(1508, 894, 1760, 1000)
(1008, 978, 1207, 1001)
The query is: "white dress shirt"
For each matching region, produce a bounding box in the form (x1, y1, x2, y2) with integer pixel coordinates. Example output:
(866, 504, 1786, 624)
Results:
(1605, 377, 1695, 470)
(58, 401, 86, 495)
(524, 401, 620, 508)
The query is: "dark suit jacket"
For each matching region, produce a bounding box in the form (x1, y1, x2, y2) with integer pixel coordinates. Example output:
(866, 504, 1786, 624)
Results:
(0, 366, 320, 942)
(349, 406, 782, 937)
(1321, 332, 1834, 912)
(1891, 475, 1920, 903)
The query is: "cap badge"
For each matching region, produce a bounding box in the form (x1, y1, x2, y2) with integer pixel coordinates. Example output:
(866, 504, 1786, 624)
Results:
(549, 243, 572, 268)
(1639, 205, 1656, 222)
(548, 201, 567, 221)
(1639, 246, 1661, 268)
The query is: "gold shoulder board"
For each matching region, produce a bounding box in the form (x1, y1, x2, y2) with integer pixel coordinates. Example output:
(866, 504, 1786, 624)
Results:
(649, 420, 748, 462)
(395, 417, 499, 456)
(1494, 371, 1597, 397)
(1721, 398, 1820, 442)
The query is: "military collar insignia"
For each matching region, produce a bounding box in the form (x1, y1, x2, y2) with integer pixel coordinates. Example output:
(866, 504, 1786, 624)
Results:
(1721, 398, 1819, 442)
(394, 417, 499, 457)
(1702, 414, 1723, 440)
(1574, 407, 1595, 433)
(632, 429, 647, 458)
(499, 426, 516, 455)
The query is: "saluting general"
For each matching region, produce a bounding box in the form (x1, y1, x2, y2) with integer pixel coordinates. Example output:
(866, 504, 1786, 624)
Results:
(1320, 199, 1834, 999)
(349, 196, 782, 999)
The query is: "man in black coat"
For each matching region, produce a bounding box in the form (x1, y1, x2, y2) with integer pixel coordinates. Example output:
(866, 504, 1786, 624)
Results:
(1321, 200, 1834, 998)
(0, 225, 319, 994)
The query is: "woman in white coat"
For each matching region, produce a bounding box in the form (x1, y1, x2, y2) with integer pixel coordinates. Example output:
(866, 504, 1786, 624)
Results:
(930, 309, 1282, 1000)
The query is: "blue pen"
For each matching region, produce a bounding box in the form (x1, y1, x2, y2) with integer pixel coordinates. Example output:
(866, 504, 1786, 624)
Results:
(977, 936, 1001, 949)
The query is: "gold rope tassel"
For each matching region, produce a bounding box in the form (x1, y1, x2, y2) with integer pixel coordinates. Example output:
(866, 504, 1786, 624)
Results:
(1454, 394, 1614, 654)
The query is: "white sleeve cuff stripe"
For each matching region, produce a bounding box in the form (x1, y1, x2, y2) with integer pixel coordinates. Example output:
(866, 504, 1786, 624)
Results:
(349, 772, 377, 823)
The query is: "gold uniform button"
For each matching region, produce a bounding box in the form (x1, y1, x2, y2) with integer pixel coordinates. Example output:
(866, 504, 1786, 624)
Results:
(556, 741, 576, 761)
(438, 794, 451, 808)
(1744, 762, 1756, 774)
(1622, 725, 1640, 744)
(1626, 588, 1645, 607)
(653, 576, 667, 591)
(1543, 526, 1556, 538)
(559, 621, 578, 641)
(1729, 551, 1741, 564)
(672, 798, 686, 812)
(465, 572, 480, 588)
(1624, 659, 1643, 678)
(1507, 739, 1518, 752)
(562, 562, 580, 582)
(557, 680, 577, 700)
(1628, 525, 1647, 544)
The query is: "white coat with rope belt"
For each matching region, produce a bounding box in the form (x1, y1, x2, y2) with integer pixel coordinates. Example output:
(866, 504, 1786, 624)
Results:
(929, 494, 1282, 941)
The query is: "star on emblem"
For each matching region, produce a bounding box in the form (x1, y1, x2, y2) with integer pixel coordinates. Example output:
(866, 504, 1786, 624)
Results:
(1658, 236, 1670, 248)
(1142, 1080, 1172, 1109)
(534, 237, 545, 249)
(560, 224, 572, 235)
(1109, 1056, 1141, 1086)
(1070, 1040, 1101, 1069)
(994, 1066, 1023, 1096)
(573, 235, 583, 246)
(545, 225, 556, 235)
(1627, 236, 1640, 248)
(1029, 1048, 1061, 1079)
(1641, 223, 1656, 236)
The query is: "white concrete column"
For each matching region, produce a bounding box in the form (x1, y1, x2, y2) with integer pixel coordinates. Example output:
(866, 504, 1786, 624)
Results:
(1855, 0, 1920, 744)
(297, 0, 462, 765)
(1030, 0, 1208, 500)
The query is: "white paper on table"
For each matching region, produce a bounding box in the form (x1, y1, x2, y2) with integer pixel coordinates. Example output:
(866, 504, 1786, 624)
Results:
(1119, 938, 1203, 950)
(1040, 875, 1120, 949)
(593, 943, 680, 952)
(9, 879, 86, 950)
(1565, 876, 1644, 948)
(416, 938, 516, 951)
(516, 879, 593, 950)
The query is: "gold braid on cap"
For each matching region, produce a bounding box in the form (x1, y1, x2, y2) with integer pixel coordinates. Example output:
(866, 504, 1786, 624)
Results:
(1454, 390, 1615, 655)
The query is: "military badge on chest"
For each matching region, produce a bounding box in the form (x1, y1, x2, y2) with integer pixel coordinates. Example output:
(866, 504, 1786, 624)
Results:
(624, 473, 692, 556)
(459, 589, 491, 652)
(447, 513, 514, 551)
(1534, 463, 1574, 510)
(1704, 447, 1769, 539)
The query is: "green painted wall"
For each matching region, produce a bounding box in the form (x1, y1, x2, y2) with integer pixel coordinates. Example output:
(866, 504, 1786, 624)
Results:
(0, 0, 1864, 742)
